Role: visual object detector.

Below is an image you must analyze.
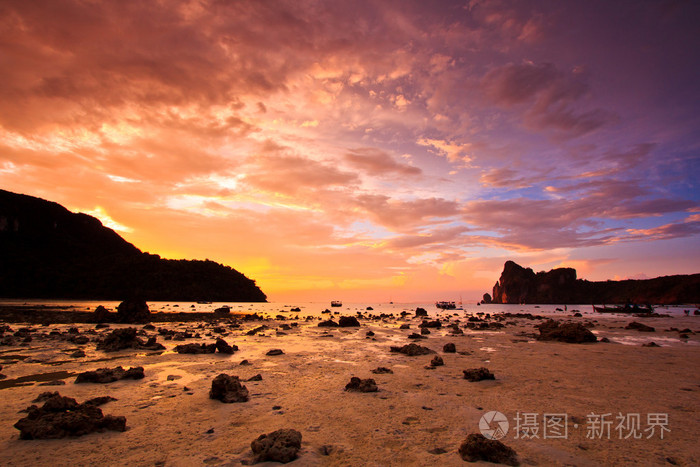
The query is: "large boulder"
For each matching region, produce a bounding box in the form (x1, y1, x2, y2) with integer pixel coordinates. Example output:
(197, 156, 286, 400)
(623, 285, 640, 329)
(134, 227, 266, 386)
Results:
(14, 393, 126, 439)
(458, 433, 519, 466)
(209, 374, 249, 403)
(215, 338, 237, 354)
(338, 316, 361, 327)
(251, 428, 302, 464)
(116, 299, 151, 324)
(93, 305, 111, 323)
(415, 307, 428, 317)
(536, 320, 597, 343)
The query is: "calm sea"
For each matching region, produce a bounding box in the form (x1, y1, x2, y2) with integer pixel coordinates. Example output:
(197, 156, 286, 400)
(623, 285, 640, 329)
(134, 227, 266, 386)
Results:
(0, 299, 694, 319)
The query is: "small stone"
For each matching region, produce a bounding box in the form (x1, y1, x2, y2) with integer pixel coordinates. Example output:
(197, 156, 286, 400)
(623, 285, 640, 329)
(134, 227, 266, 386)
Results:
(266, 349, 284, 356)
(463, 367, 495, 382)
(209, 374, 249, 403)
(84, 396, 117, 406)
(319, 445, 335, 456)
(215, 338, 237, 354)
(458, 433, 518, 466)
(370, 367, 393, 374)
(318, 320, 339, 327)
(174, 343, 216, 354)
(251, 428, 302, 464)
(626, 322, 656, 332)
(344, 377, 378, 392)
(443, 343, 456, 353)
(390, 343, 435, 356)
(430, 356, 444, 367)
(37, 380, 66, 386)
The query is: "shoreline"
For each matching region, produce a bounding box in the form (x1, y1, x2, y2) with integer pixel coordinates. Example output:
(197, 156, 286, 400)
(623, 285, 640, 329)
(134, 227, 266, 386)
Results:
(1, 305, 698, 465)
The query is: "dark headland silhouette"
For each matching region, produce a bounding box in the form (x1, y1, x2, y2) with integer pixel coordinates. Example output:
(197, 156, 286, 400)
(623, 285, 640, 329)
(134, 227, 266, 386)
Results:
(486, 260, 700, 305)
(0, 189, 267, 302)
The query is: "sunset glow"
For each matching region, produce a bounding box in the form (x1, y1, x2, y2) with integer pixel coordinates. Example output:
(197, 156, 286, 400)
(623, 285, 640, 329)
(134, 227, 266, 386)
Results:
(1, 0, 698, 301)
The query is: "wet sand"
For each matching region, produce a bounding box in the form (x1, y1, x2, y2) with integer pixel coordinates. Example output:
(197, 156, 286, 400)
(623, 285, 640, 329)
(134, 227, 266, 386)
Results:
(0, 308, 699, 466)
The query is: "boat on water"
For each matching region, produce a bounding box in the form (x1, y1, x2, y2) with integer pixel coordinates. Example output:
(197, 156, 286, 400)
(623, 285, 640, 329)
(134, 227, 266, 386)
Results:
(435, 301, 456, 309)
(330, 300, 342, 307)
(593, 304, 653, 314)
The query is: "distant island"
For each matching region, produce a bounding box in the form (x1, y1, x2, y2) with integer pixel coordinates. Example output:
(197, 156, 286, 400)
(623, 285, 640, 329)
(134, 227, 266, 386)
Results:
(0, 189, 267, 302)
(486, 260, 700, 305)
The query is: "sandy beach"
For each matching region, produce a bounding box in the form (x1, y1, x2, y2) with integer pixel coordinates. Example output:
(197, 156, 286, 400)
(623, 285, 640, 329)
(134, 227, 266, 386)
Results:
(1, 305, 699, 466)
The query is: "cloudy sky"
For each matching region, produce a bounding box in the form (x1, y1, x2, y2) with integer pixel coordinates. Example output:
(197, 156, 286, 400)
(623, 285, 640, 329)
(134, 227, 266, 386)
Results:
(1, 0, 698, 301)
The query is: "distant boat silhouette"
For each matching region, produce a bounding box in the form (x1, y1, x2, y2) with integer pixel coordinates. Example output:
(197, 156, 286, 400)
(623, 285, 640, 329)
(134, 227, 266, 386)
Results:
(331, 300, 342, 307)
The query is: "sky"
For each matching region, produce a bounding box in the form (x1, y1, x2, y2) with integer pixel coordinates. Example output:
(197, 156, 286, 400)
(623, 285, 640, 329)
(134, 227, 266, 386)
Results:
(1, 0, 699, 302)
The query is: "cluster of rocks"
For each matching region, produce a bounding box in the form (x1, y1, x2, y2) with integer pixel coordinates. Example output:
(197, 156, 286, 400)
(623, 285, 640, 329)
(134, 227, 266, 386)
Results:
(75, 366, 145, 384)
(317, 316, 361, 327)
(96, 327, 166, 352)
(174, 338, 237, 354)
(14, 392, 125, 439)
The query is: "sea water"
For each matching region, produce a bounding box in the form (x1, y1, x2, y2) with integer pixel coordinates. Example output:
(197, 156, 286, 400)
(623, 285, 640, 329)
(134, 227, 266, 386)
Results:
(0, 298, 695, 319)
